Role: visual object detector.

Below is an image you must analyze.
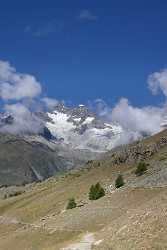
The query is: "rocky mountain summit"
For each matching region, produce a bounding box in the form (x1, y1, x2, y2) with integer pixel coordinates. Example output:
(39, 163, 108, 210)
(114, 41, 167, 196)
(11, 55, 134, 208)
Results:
(0, 103, 123, 152)
(46, 103, 123, 152)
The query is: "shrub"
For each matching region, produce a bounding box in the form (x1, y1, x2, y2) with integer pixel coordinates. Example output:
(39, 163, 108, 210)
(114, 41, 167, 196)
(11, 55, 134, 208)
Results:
(135, 161, 147, 176)
(86, 160, 93, 165)
(8, 190, 25, 198)
(89, 182, 105, 200)
(66, 198, 77, 209)
(115, 174, 125, 189)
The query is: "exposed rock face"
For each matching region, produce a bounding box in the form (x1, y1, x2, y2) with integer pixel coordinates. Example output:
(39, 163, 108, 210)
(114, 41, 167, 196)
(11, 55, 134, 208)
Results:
(0, 134, 67, 186)
(39, 126, 56, 141)
(106, 135, 167, 165)
(0, 132, 100, 186)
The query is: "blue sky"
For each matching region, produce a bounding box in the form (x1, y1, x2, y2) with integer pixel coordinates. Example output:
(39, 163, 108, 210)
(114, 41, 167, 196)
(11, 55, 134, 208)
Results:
(0, 0, 167, 107)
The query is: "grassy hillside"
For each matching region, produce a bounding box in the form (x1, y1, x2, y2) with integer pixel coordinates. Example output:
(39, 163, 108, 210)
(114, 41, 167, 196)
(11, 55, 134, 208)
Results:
(1, 130, 167, 249)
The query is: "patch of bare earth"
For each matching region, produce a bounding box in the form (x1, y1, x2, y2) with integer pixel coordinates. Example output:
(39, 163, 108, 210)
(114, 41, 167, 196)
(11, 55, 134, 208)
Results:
(62, 233, 95, 250)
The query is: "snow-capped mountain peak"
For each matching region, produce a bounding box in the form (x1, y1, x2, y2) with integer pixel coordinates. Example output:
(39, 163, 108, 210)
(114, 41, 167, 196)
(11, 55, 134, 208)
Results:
(0, 104, 123, 152)
(46, 104, 123, 152)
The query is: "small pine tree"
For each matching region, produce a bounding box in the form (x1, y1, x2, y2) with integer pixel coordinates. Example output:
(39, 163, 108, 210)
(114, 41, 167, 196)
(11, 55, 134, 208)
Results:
(115, 174, 124, 189)
(135, 161, 147, 176)
(66, 198, 77, 209)
(89, 185, 95, 200)
(89, 182, 105, 200)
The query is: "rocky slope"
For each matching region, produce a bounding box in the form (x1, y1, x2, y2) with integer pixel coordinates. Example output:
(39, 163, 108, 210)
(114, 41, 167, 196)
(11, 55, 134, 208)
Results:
(0, 134, 65, 186)
(0, 129, 167, 249)
(0, 133, 100, 186)
(103, 128, 167, 165)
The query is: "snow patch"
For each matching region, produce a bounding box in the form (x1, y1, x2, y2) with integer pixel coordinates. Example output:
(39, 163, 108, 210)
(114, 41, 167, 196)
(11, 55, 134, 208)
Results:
(45, 109, 123, 152)
(73, 118, 81, 123)
(46, 111, 75, 142)
(82, 117, 94, 125)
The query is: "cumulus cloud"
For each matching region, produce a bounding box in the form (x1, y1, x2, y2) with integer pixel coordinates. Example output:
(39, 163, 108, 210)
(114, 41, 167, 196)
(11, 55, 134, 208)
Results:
(88, 98, 111, 117)
(1, 103, 44, 135)
(0, 60, 45, 135)
(111, 98, 164, 135)
(78, 10, 98, 21)
(108, 68, 167, 146)
(93, 68, 167, 147)
(0, 60, 42, 100)
(148, 69, 167, 97)
(41, 97, 59, 110)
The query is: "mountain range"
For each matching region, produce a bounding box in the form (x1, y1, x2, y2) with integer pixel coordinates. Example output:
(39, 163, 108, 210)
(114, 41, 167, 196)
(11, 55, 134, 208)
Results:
(46, 103, 123, 152)
(0, 103, 165, 186)
(0, 104, 122, 185)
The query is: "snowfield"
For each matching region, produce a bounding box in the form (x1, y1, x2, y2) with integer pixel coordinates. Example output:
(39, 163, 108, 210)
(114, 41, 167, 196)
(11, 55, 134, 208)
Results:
(46, 109, 123, 152)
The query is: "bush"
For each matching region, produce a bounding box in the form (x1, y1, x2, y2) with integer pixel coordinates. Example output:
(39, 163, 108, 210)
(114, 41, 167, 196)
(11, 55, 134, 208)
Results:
(89, 182, 105, 200)
(135, 161, 147, 176)
(8, 190, 25, 198)
(115, 174, 125, 189)
(66, 198, 77, 209)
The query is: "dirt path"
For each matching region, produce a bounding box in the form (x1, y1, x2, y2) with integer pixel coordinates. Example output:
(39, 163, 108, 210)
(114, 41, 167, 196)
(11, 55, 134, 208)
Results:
(62, 233, 95, 250)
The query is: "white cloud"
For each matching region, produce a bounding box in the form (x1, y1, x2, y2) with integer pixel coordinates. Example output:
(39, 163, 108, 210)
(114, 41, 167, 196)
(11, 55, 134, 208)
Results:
(41, 97, 58, 110)
(148, 69, 167, 97)
(98, 68, 167, 147)
(78, 10, 98, 21)
(111, 98, 164, 136)
(1, 103, 43, 135)
(0, 60, 44, 135)
(0, 60, 42, 100)
(88, 99, 111, 117)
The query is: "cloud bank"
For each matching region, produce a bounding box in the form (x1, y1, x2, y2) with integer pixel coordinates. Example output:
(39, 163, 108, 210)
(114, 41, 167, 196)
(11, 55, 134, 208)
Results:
(1, 103, 44, 135)
(111, 98, 165, 135)
(87, 68, 167, 147)
(103, 69, 167, 146)
(41, 97, 59, 110)
(0, 60, 57, 135)
(110, 98, 166, 146)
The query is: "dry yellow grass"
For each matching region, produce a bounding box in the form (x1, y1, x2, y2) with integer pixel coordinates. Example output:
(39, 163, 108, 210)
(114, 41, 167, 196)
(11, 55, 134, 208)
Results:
(0, 149, 167, 249)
